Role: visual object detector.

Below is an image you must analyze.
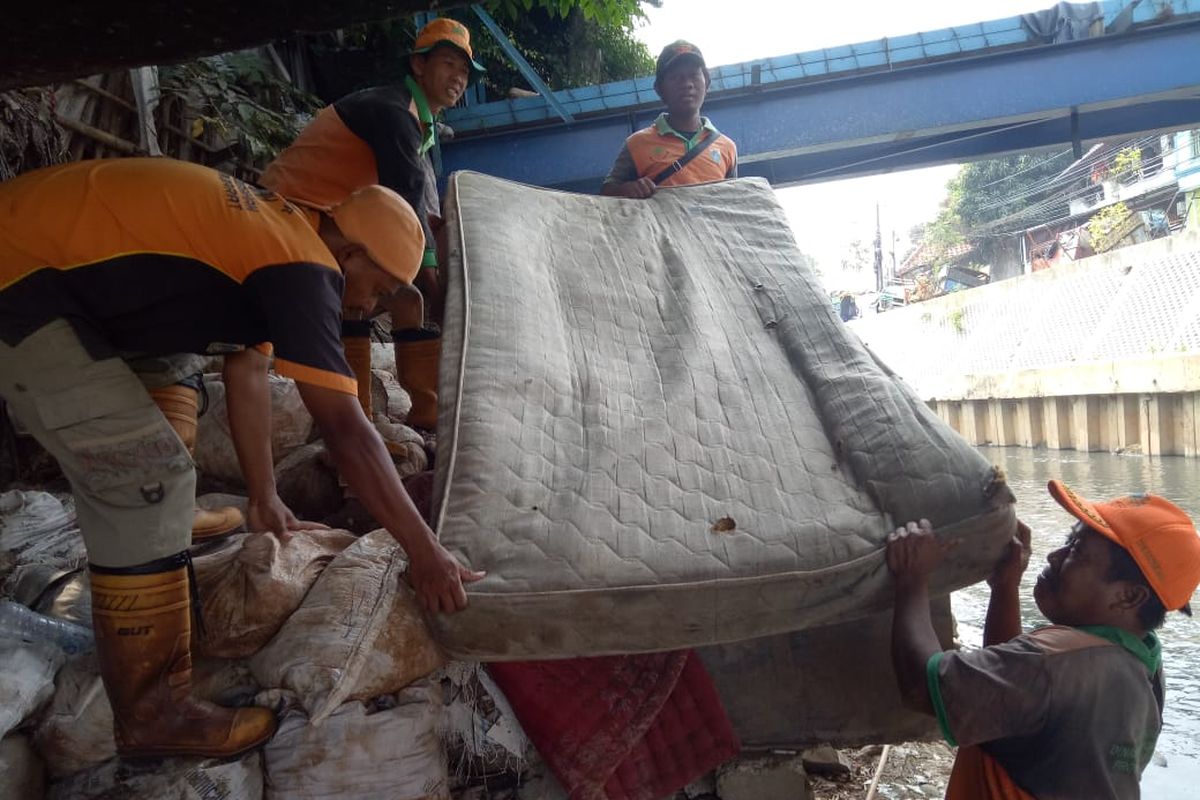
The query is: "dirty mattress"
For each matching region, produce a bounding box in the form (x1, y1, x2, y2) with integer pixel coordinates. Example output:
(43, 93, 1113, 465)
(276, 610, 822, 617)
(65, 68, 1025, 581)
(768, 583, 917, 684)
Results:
(431, 172, 1014, 659)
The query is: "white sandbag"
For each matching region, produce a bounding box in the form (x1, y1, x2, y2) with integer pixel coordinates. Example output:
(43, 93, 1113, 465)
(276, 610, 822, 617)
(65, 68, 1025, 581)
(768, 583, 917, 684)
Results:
(192, 529, 357, 658)
(196, 374, 314, 484)
(34, 654, 113, 777)
(370, 342, 397, 376)
(0, 734, 45, 799)
(372, 368, 412, 423)
(376, 419, 428, 478)
(441, 661, 530, 776)
(48, 750, 263, 800)
(264, 681, 448, 800)
(0, 490, 75, 552)
(35, 654, 260, 778)
(0, 491, 85, 595)
(272, 443, 343, 523)
(250, 531, 443, 724)
(0, 637, 63, 739)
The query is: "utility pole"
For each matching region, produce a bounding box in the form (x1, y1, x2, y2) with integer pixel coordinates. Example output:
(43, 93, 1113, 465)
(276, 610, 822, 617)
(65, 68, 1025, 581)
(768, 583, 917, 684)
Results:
(873, 203, 883, 292)
(891, 229, 897, 283)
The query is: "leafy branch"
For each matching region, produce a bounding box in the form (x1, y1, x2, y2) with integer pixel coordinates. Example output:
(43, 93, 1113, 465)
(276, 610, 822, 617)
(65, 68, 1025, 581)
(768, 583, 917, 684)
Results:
(159, 52, 321, 166)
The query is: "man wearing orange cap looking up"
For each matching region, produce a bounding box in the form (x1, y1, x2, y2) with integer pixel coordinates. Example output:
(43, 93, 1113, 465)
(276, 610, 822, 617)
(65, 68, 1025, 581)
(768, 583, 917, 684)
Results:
(600, 40, 737, 198)
(261, 17, 486, 432)
(887, 482, 1200, 799)
(0, 157, 483, 762)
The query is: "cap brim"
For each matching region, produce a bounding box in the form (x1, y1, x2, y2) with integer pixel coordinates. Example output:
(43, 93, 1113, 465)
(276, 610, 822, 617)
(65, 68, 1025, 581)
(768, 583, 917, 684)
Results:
(657, 51, 707, 79)
(1047, 479, 1121, 544)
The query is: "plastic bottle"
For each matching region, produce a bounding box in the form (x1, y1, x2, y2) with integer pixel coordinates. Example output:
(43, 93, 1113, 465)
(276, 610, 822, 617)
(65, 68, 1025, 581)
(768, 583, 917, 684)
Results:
(0, 599, 95, 655)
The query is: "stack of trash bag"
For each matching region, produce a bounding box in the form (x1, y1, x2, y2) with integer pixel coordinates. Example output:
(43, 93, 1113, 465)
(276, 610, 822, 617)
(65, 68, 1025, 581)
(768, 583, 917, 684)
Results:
(0, 490, 460, 800)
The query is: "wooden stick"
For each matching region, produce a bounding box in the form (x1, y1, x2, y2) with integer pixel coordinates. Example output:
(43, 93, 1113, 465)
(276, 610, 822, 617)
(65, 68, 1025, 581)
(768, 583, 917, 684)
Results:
(54, 114, 141, 155)
(865, 744, 892, 800)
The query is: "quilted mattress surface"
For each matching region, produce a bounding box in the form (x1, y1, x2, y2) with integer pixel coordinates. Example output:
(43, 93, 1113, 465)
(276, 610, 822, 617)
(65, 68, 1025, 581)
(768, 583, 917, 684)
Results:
(431, 172, 1014, 659)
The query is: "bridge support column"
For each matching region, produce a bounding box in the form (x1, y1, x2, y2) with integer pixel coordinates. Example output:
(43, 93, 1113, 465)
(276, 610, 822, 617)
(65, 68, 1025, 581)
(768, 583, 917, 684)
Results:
(1107, 394, 1142, 453)
(1095, 397, 1117, 452)
(1042, 397, 1072, 450)
(988, 400, 1019, 446)
(1173, 392, 1199, 457)
(1072, 397, 1103, 452)
(936, 401, 963, 438)
(960, 401, 988, 446)
(1013, 398, 1044, 448)
(1141, 394, 1180, 456)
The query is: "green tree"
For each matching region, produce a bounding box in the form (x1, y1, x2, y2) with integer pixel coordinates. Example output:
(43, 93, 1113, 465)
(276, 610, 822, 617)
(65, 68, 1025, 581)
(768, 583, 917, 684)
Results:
(945, 150, 1070, 232)
(909, 150, 1070, 273)
(467, 7, 655, 95)
(841, 238, 871, 273)
(317, 2, 656, 101)
(492, 0, 655, 27)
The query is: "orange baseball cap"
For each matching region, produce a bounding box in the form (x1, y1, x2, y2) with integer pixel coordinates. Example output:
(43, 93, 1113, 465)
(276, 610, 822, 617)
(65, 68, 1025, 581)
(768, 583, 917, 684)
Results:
(1048, 479, 1200, 610)
(328, 185, 423, 285)
(412, 18, 486, 83)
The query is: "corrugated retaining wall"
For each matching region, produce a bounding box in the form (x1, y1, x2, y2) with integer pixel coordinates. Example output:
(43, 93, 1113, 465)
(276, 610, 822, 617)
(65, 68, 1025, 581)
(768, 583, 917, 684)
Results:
(849, 231, 1200, 456)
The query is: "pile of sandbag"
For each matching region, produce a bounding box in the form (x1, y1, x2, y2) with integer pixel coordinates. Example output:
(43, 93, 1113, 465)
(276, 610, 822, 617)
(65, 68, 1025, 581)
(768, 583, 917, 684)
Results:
(0, 494, 453, 800)
(195, 373, 426, 514)
(0, 359, 467, 800)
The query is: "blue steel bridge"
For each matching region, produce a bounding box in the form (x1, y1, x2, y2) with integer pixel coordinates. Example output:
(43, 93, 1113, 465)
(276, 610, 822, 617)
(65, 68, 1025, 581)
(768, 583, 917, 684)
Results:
(440, 0, 1200, 192)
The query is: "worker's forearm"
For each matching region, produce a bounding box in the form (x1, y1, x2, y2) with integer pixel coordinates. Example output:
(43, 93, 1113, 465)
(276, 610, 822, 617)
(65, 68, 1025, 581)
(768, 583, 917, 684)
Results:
(223, 350, 276, 499)
(323, 417, 439, 558)
(891, 578, 942, 715)
(983, 583, 1023, 646)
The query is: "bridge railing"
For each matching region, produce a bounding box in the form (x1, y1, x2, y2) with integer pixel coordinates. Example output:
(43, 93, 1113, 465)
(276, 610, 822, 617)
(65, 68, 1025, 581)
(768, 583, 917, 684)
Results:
(445, 0, 1200, 135)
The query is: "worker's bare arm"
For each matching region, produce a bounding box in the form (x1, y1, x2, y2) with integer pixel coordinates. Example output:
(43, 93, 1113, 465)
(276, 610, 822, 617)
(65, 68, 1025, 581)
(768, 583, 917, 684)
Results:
(887, 520, 953, 715)
(600, 177, 657, 198)
(984, 520, 1031, 646)
(295, 381, 484, 612)
(223, 348, 326, 536)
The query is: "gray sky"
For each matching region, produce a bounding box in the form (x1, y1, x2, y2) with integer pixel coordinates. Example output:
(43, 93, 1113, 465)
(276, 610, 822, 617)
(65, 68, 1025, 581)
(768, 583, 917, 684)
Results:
(635, 0, 1049, 290)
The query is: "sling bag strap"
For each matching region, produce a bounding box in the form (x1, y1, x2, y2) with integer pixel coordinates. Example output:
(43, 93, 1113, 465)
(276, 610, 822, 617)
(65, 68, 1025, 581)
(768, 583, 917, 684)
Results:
(651, 129, 718, 185)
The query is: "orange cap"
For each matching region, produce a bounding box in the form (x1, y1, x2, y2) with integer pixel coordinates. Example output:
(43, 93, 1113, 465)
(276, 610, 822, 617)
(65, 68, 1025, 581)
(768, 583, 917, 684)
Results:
(1048, 480, 1200, 610)
(412, 17, 486, 82)
(328, 185, 423, 285)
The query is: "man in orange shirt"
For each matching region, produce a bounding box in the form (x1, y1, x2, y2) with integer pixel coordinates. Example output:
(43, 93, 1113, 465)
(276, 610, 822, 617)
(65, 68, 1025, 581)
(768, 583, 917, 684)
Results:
(888, 482, 1200, 799)
(262, 17, 485, 431)
(601, 41, 737, 198)
(0, 157, 483, 760)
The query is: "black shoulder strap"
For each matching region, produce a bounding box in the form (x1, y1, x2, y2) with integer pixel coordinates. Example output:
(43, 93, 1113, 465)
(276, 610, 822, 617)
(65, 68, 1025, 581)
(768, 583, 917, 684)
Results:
(651, 130, 718, 186)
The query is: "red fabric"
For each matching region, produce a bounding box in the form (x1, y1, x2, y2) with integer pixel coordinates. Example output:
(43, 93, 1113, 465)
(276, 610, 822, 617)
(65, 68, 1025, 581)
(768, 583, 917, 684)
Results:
(489, 650, 739, 800)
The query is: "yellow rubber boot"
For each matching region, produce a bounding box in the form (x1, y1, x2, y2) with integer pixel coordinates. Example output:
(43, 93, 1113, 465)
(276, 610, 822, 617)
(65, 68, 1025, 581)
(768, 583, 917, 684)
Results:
(148, 384, 243, 542)
(393, 336, 440, 431)
(90, 556, 276, 758)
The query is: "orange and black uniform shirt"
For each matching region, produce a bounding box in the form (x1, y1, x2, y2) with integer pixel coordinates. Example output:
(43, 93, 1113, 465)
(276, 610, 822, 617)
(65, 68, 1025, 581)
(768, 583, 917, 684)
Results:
(603, 113, 738, 188)
(260, 78, 439, 267)
(931, 624, 1163, 800)
(0, 157, 357, 395)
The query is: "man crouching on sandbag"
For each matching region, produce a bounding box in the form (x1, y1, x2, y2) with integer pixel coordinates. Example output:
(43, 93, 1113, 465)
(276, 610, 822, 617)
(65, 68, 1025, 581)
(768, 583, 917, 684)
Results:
(0, 157, 483, 759)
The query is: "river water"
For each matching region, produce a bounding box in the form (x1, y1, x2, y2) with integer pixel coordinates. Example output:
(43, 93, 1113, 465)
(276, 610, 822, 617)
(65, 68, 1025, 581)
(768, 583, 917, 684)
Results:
(949, 447, 1200, 799)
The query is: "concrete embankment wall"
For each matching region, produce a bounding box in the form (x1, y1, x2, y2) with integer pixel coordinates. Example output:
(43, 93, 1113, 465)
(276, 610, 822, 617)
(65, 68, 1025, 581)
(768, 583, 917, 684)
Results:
(849, 231, 1200, 456)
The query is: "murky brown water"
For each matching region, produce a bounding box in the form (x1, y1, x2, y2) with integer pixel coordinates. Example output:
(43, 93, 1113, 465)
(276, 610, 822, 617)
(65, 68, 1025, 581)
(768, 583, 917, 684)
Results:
(951, 447, 1200, 799)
